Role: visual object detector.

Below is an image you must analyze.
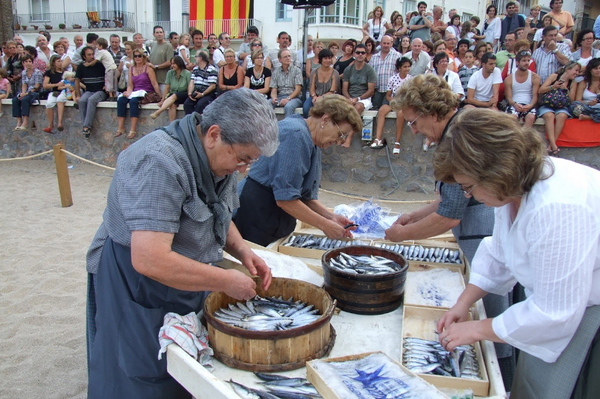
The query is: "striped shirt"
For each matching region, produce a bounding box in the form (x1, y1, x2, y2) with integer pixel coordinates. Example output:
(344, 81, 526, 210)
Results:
(190, 63, 218, 92)
(269, 65, 303, 98)
(532, 42, 571, 83)
(458, 65, 479, 94)
(370, 48, 401, 92)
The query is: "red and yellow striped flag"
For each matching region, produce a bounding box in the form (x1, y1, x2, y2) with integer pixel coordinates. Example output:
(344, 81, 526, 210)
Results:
(190, 0, 252, 38)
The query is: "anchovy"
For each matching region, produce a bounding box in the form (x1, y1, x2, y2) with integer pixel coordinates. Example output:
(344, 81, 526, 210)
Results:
(402, 337, 480, 379)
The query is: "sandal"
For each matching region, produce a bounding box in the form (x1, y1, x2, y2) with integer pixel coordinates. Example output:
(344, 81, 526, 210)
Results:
(43, 127, 54, 134)
(393, 142, 401, 155)
(150, 112, 159, 119)
(548, 148, 560, 156)
(370, 138, 384, 149)
(114, 129, 125, 138)
(82, 127, 91, 139)
(127, 131, 137, 139)
(57, 125, 64, 132)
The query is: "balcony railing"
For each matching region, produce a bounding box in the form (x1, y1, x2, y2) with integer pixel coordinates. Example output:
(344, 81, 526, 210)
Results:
(140, 19, 262, 40)
(20, 11, 135, 31)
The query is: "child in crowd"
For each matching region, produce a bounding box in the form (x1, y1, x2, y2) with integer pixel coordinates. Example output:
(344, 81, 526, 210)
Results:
(0, 68, 10, 118)
(178, 33, 191, 67)
(94, 38, 118, 101)
(60, 71, 76, 101)
(457, 50, 478, 102)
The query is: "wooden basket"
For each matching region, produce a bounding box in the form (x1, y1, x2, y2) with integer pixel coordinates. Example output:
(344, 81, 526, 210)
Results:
(321, 245, 408, 315)
(204, 277, 336, 371)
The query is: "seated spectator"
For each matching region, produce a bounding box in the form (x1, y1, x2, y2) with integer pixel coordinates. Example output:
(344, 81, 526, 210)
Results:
(457, 50, 479, 95)
(270, 49, 303, 117)
(572, 58, 600, 121)
(74, 46, 107, 139)
(532, 14, 554, 51)
(183, 51, 218, 115)
(115, 49, 161, 139)
(25, 46, 46, 75)
(495, 32, 516, 71)
(328, 41, 340, 59)
(532, 25, 572, 84)
(12, 55, 42, 130)
(52, 40, 72, 72)
(364, 38, 376, 63)
(333, 40, 355, 79)
(306, 41, 324, 78)
(429, 52, 464, 101)
(454, 39, 471, 70)
(242, 40, 272, 70)
(538, 61, 579, 155)
(303, 49, 339, 117)
(502, 39, 537, 79)
(0, 68, 10, 117)
(218, 48, 244, 93)
(571, 29, 600, 83)
(5, 41, 22, 96)
(504, 50, 540, 127)
(243, 49, 271, 97)
(465, 52, 502, 109)
(35, 35, 52, 68)
(42, 55, 67, 133)
(474, 41, 488, 67)
(117, 41, 134, 91)
(150, 56, 191, 122)
(405, 38, 430, 76)
(422, 40, 435, 57)
(370, 57, 412, 154)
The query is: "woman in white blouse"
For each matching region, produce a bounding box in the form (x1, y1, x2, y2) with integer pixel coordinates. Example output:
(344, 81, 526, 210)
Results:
(435, 109, 600, 399)
(362, 6, 391, 44)
(482, 4, 501, 52)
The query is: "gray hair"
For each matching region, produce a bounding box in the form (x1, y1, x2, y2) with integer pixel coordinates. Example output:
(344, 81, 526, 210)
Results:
(201, 88, 279, 156)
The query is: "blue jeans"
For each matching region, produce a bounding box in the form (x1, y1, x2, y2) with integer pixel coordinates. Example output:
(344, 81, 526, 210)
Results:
(117, 95, 142, 118)
(273, 97, 302, 118)
(12, 92, 39, 117)
(303, 96, 314, 118)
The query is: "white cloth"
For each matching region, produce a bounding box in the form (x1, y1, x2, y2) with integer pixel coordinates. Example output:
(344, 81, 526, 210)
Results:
(510, 70, 533, 104)
(467, 67, 502, 102)
(117, 89, 146, 99)
(443, 70, 464, 98)
(470, 158, 600, 362)
(213, 46, 226, 65)
(482, 17, 501, 44)
(157, 311, 214, 369)
(366, 18, 388, 41)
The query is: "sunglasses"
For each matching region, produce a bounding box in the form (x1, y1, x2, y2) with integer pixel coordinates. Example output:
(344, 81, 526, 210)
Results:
(133, 54, 143, 58)
(207, 46, 216, 50)
(355, 51, 366, 55)
(252, 43, 262, 46)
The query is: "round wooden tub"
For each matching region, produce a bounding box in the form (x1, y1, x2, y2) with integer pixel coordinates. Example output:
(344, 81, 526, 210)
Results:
(322, 245, 408, 315)
(204, 277, 336, 371)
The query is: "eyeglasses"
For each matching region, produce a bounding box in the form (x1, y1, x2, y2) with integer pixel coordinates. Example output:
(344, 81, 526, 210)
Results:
(252, 43, 262, 46)
(355, 51, 366, 55)
(207, 47, 216, 50)
(407, 113, 422, 127)
(133, 54, 143, 58)
(223, 37, 231, 40)
(460, 184, 477, 196)
(334, 121, 350, 142)
(583, 37, 595, 41)
(229, 143, 259, 166)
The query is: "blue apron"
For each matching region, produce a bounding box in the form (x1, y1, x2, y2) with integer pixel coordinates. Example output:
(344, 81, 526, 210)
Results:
(88, 237, 207, 399)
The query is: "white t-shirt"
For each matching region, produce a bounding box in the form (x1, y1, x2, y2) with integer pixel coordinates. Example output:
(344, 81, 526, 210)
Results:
(467, 67, 503, 102)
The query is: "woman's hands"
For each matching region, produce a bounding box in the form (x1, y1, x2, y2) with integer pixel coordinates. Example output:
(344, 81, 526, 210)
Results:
(239, 249, 273, 291)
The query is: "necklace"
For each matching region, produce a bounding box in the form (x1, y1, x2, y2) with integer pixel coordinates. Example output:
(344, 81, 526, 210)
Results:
(253, 65, 263, 78)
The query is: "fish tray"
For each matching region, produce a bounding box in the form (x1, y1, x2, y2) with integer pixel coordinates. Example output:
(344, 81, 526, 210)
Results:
(306, 351, 450, 399)
(374, 241, 467, 274)
(404, 265, 466, 310)
(277, 233, 374, 259)
(204, 277, 336, 372)
(321, 246, 408, 315)
(401, 305, 490, 396)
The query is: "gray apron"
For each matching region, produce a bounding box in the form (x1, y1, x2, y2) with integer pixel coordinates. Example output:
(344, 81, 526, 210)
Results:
(511, 305, 600, 399)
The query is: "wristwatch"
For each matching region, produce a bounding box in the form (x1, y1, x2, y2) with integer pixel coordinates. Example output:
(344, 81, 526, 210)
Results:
(154, 64, 159, 69)
(551, 49, 558, 55)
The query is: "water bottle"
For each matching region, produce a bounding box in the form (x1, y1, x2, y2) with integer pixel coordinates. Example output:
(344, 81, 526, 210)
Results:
(362, 116, 373, 141)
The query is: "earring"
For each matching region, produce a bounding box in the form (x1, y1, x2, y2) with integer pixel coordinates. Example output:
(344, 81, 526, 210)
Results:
(321, 125, 324, 129)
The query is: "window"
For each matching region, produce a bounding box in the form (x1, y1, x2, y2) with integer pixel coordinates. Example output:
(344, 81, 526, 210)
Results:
(276, 2, 293, 21)
(403, 1, 417, 19)
(307, 8, 316, 24)
(320, 2, 339, 24)
(30, 0, 50, 21)
(87, 0, 127, 16)
(462, 13, 473, 23)
(344, 0, 360, 26)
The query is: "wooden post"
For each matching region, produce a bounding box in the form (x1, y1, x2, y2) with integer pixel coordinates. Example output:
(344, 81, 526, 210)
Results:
(53, 144, 73, 207)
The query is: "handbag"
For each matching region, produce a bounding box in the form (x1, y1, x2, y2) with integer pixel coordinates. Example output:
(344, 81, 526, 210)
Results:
(541, 88, 570, 110)
(140, 91, 161, 104)
(117, 70, 127, 91)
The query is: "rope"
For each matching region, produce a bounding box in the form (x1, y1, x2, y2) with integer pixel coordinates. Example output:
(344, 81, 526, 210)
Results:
(60, 149, 116, 171)
(318, 187, 433, 204)
(0, 149, 54, 162)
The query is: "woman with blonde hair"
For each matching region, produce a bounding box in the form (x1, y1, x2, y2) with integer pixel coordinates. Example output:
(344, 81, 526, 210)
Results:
(235, 95, 362, 246)
(434, 108, 600, 399)
(244, 49, 271, 97)
(305, 41, 324, 78)
(218, 48, 244, 93)
(177, 33, 191, 66)
(362, 6, 391, 44)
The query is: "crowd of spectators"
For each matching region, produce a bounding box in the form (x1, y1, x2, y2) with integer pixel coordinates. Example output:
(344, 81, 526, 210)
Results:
(1, 1, 599, 150)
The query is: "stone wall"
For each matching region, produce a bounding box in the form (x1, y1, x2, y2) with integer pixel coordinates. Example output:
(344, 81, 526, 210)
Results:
(2, 100, 600, 196)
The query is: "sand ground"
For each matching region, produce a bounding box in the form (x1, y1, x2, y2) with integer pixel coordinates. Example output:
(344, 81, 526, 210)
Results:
(0, 159, 435, 398)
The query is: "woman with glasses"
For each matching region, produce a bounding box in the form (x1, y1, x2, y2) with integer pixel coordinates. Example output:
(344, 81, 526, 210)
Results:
(87, 89, 279, 399)
(235, 95, 362, 246)
(115, 49, 161, 139)
(571, 29, 599, 83)
(243, 49, 271, 97)
(434, 109, 600, 399)
(242, 39, 272, 70)
(385, 75, 517, 388)
(303, 49, 339, 117)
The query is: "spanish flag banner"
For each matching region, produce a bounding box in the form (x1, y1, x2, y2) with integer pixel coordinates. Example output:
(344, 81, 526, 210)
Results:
(190, 0, 253, 38)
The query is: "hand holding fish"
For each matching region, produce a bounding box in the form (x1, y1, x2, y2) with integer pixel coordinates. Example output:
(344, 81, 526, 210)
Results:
(323, 214, 356, 239)
(438, 319, 500, 352)
(222, 269, 259, 300)
(394, 212, 413, 226)
(239, 250, 273, 290)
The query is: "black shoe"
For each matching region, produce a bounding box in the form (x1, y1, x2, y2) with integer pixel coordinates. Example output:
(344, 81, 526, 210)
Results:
(83, 128, 91, 139)
(74, 102, 79, 109)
